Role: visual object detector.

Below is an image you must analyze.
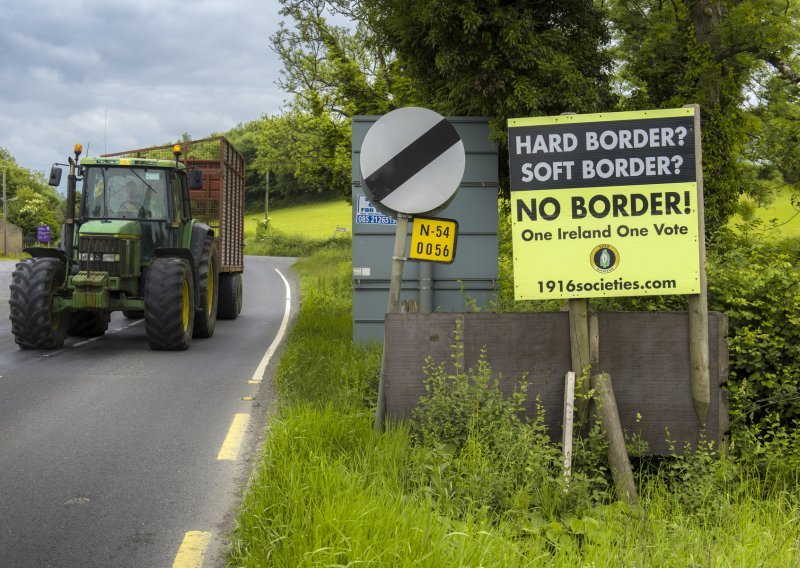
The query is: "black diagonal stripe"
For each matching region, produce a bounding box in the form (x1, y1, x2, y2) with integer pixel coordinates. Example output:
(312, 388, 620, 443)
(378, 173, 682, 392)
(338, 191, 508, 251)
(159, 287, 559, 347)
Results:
(364, 118, 461, 202)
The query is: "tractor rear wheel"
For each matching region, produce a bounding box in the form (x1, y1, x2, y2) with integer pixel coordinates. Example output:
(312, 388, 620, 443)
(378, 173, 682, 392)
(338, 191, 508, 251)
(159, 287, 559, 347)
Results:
(9, 258, 69, 349)
(144, 258, 195, 350)
(68, 310, 110, 337)
(193, 236, 219, 338)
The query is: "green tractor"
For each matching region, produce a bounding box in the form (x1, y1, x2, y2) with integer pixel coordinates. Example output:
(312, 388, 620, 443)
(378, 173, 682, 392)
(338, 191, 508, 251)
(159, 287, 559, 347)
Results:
(9, 141, 240, 350)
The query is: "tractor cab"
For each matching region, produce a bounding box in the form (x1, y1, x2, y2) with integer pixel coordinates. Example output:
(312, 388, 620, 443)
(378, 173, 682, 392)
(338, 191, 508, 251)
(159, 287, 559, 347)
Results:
(77, 153, 193, 262)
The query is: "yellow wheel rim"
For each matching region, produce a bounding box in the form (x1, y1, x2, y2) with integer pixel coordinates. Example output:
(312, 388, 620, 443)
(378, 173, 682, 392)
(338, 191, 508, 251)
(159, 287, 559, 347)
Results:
(182, 279, 190, 331)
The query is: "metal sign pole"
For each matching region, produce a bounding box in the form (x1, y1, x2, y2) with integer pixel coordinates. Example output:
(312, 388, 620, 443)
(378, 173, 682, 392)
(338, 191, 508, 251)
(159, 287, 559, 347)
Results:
(374, 213, 410, 431)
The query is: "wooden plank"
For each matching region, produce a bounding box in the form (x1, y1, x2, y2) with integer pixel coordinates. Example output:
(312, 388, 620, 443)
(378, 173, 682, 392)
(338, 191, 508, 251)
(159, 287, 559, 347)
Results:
(685, 104, 710, 426)
(562, 372, 575, 479)
(592, 372, 638, 505)
(569, 299, 591, 420)
(383, 311, 728, 455)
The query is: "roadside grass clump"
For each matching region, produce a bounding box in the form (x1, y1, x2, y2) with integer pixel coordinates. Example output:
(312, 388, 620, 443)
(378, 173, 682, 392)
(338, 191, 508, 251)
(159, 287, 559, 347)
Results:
(272, 242, 379, 409)
(245, 222, 350, 258)
(0, 252, 29, 261)
(231, 404, 557, 567)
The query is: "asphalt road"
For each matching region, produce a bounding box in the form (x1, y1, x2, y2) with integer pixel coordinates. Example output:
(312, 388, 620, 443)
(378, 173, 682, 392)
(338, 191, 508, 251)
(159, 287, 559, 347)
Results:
(0, 256, 298, 567)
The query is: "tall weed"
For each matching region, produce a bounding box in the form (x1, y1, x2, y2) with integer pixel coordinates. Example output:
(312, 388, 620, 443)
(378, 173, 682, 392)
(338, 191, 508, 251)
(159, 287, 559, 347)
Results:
(407, 321, 595, 526)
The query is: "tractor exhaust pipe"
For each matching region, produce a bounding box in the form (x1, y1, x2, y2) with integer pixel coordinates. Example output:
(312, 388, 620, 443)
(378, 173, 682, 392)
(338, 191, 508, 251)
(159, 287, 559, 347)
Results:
(64, 143, 82, 266)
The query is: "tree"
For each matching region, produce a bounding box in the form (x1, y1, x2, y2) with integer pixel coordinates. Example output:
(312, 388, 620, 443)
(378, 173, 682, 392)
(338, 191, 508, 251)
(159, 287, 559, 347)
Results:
(360, 0, 616, 133)
(258, 0, 421, 199)
(1, 148, 64, 241)
(222, 120, 267, 207)
(254, 110, 351, 200)
(276, 0, 616, 195)
(609, 0, 800, 233)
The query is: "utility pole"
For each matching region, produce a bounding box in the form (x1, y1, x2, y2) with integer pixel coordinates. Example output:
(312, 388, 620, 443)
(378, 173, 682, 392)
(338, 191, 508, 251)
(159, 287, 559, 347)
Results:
(2, 164, 7, 256)
(264, 169, 270, 224)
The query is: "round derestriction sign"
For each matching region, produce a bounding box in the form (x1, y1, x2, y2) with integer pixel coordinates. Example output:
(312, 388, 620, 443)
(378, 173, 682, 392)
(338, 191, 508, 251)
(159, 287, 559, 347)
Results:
(360, 107, 465, 216)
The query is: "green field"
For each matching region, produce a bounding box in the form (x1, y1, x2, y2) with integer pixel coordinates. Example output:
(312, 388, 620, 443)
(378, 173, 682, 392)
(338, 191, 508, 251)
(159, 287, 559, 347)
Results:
(244, 200, 351, 239)
(241, 191, 800, 242)
(729, 189, 800, 238)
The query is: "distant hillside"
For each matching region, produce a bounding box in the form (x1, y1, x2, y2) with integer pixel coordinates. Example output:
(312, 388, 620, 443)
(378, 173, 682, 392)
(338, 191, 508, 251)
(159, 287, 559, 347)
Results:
(244, 199, 351, 239)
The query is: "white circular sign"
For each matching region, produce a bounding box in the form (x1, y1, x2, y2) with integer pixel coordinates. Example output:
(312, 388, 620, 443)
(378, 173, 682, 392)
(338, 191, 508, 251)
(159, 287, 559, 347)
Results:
(360, 107, 465, 216)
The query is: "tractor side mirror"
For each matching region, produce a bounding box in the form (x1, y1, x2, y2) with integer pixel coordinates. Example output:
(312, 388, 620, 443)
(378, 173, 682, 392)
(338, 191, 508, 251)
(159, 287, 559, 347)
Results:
(48, 166, 63, 186)
(188, 169, 203, 189)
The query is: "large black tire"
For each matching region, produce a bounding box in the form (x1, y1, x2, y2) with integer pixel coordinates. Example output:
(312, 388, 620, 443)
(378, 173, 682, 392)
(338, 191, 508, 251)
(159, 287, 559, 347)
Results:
(9, 258, 69, 349)
(235, 272, 243, 315)
(218, 272, 243, 320)
(68, 310, 110, 337)
(193, 236, 219, 338)
(144, 258, 195, 350)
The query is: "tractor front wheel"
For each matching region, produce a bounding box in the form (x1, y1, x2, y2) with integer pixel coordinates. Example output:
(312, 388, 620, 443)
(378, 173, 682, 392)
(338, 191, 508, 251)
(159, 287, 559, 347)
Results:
(144, 258, 195, 350)
(9, 258, 69, 349)
(193, 236, 219, 338)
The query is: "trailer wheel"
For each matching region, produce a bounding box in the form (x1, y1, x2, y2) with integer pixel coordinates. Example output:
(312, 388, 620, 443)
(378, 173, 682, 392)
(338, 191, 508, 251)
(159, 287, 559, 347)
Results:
(193, 236, 219, 338)
(218, 272, 242, 320)
(9, 258, 68, 349)
(235, 272, 243, 315)
(144, 258, 195, 350)
(68, 310, 110, 337)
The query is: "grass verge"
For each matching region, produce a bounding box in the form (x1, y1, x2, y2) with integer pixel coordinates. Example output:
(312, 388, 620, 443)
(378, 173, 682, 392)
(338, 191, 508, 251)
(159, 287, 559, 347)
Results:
(230, 244, 800, 567)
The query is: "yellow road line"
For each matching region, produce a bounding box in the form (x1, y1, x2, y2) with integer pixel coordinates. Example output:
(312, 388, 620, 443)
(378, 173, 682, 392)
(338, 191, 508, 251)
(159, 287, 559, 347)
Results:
(217, 413, 249, 460)
(173, 531, 212, 568)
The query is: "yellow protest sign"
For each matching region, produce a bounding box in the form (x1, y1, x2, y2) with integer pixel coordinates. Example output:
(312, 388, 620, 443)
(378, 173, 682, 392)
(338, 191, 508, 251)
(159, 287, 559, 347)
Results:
(507, 108, 701, 300)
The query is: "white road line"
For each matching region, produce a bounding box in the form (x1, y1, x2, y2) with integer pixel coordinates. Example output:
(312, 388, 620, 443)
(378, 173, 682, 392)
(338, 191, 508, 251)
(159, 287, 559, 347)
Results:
(71, 319, 143, 347)
(248, 267, 291, 384)
(70, 319, 144, 347)
(73, 336, 103, 347)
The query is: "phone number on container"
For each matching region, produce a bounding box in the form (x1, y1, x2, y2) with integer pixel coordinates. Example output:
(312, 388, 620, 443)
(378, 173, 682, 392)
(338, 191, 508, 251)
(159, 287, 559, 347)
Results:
(356, 214, 396, 225)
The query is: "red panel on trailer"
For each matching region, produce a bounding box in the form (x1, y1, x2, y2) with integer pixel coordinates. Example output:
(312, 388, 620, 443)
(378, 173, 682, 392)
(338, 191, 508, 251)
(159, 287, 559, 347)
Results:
(103, 136, 245, 274)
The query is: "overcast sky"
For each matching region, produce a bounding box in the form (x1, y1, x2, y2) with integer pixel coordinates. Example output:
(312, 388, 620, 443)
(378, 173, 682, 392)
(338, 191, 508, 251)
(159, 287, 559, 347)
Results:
(0, 0, 289, 185)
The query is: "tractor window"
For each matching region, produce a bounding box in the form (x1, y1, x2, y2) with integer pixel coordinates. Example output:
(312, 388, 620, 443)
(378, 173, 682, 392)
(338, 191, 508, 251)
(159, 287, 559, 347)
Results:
(82, 167, 169, 220)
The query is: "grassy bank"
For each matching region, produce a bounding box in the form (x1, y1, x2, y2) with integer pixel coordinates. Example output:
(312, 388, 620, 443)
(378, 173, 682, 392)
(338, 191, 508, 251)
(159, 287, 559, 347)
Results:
(229, 244, 800, 567)
(243, 199, 351, 257)
(244, 200, 351, 240)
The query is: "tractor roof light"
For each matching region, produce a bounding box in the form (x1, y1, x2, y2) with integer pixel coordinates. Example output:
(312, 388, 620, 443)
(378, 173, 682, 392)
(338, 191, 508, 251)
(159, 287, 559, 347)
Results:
(74, 143, 83, 156)
(173, 144, 182, 166)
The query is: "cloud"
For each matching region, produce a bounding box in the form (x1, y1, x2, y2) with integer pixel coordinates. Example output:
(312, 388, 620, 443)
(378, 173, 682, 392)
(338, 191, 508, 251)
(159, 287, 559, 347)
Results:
(0, 0, 287, 182)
